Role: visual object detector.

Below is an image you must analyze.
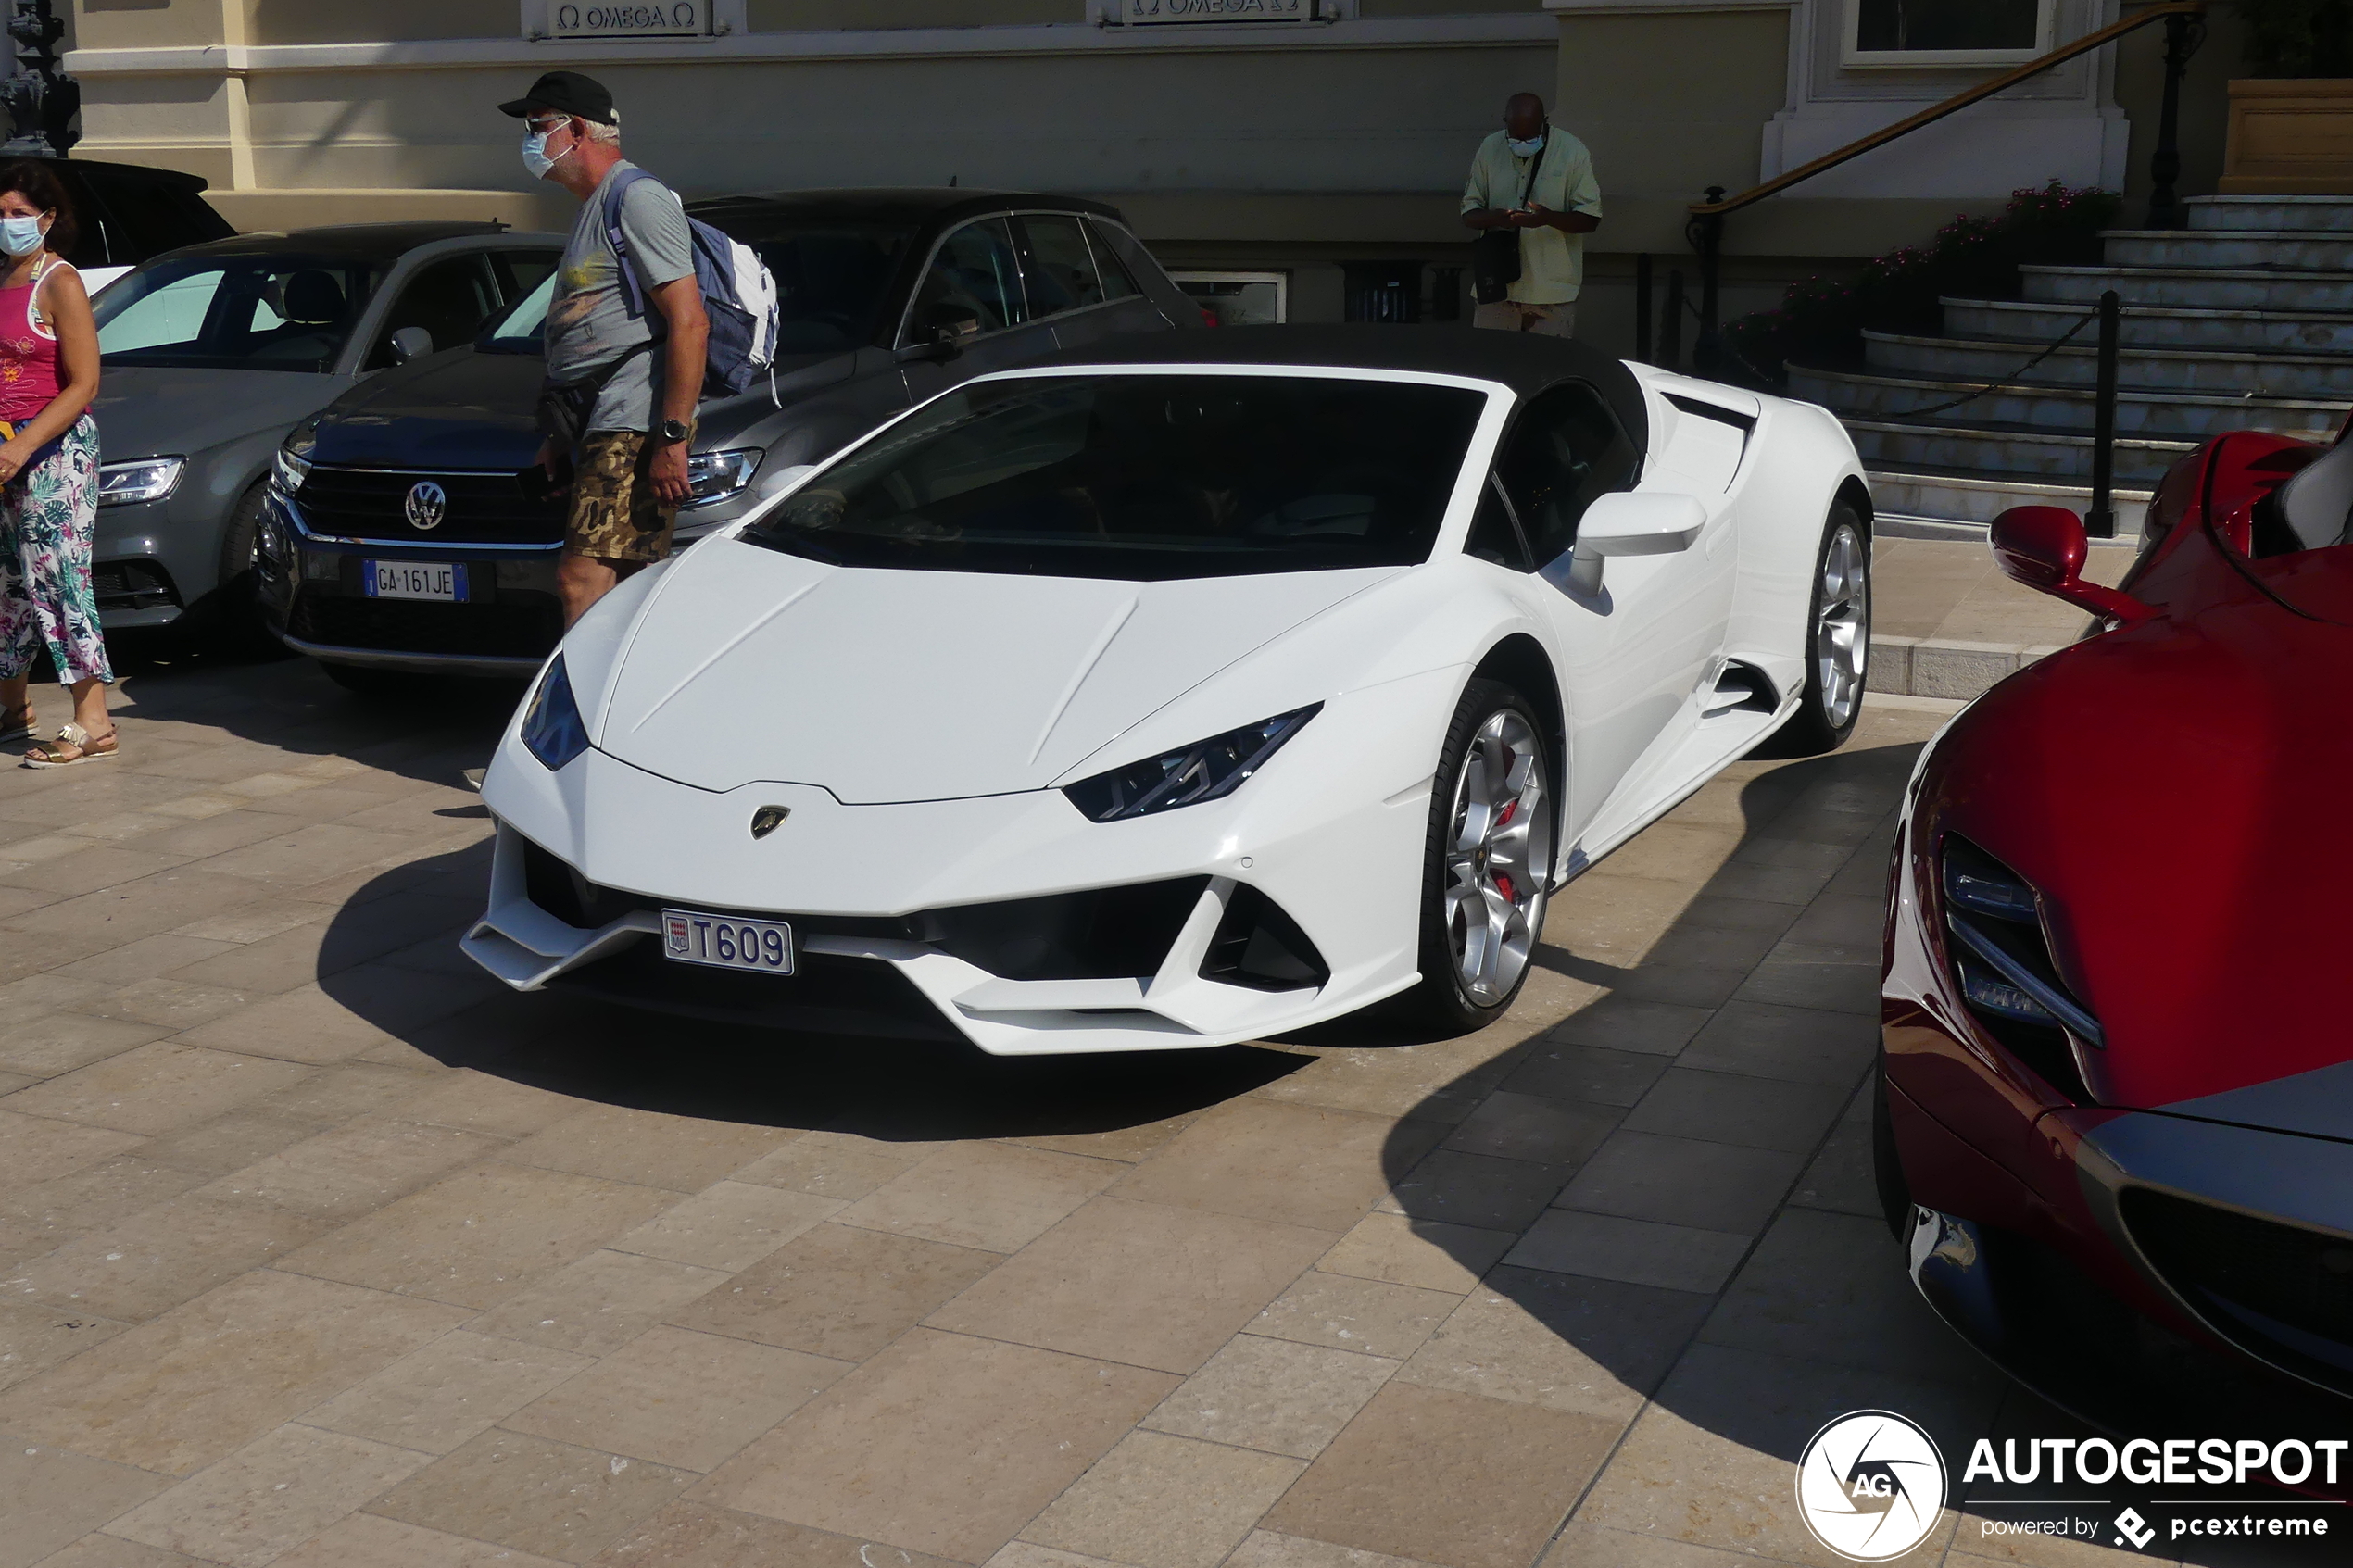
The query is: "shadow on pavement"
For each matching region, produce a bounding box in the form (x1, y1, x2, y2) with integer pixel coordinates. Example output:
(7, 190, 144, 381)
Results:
(1374, 738, 2341, 1566)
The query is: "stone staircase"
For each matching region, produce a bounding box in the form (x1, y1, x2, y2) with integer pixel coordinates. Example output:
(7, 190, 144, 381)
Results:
(1790, 194, 2353, 538)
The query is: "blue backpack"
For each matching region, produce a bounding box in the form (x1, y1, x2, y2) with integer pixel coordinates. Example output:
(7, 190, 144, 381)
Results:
(600, 167, 781, 399)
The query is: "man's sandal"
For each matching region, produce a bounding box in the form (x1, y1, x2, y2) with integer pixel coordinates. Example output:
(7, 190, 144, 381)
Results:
(0, 706, 32, 746)
(23, 722, 118, 769)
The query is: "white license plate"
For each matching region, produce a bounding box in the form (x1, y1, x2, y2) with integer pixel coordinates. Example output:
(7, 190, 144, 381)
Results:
(364, 560, 466, 601)
(661, 909, 796, 974)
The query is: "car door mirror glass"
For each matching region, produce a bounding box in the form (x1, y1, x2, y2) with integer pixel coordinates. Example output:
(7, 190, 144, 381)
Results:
(387, 325, 434, 364)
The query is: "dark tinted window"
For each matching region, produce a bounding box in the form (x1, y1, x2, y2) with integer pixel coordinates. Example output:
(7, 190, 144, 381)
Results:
(366, 253, 500, 368)
(493, 249, 560, 306)
(748, 374, 1485, 583)
(1466, 477, 1532, 571)
(1492, 383, 1641, 564)
(1016, 214, 1103, 318)
(1087, 220, 1141, 300)
(746, 224, 905, 354)
(95, 253, 388, 371)
(906, 218, 1026, 343)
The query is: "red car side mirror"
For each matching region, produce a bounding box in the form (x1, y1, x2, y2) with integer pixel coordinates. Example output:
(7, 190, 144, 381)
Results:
(1989, 506, 2155, 624)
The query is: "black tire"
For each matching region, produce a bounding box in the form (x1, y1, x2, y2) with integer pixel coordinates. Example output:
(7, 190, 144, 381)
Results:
(1873, 1050, 1914, 1245)
(1394, 678, 1557, 1036)
(1760, 500, 1870, 758)
(209, 477, 290, 658)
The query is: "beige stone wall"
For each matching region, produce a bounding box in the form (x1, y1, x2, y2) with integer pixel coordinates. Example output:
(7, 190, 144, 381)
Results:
(72, 0, 224, 51)
(749, 1, 1077, 28)
(250, 0, 514, 44)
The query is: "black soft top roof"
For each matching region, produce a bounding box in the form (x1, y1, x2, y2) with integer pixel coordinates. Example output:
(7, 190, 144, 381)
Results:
(1028, 324, 1648, 450)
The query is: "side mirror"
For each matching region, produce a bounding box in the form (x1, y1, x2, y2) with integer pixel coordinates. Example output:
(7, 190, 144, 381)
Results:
(1568, 492, 1706, 591)
(1989, 506, 2154, 623)
(387, 325, 434, 365)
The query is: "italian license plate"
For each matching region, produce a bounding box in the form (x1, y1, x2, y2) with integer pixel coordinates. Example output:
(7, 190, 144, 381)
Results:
(661, 909, 796, 974)
(363, 560, 466, 601)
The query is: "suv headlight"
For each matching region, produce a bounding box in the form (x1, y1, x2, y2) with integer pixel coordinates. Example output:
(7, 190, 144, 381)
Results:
(275, 416, 320, 495)
(684, 448, 762, 508)
(520, 655, 591, 771)
(97, 457, 183, 508)
(1063, 705, 1320, 822)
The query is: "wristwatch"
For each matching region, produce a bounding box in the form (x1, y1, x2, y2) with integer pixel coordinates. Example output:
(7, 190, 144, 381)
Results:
(657, 418, 690, 445)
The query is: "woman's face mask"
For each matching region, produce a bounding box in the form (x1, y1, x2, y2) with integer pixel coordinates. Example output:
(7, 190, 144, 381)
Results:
(0, 211, 48, 257)
(522, 119, 574, 181)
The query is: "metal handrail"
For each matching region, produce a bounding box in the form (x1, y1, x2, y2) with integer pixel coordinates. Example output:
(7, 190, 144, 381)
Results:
(1691, 2, 2208, 220)
(1672, 2, 2208, 377)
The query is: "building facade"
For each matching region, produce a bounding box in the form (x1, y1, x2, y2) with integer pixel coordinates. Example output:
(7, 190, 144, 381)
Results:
(61, 1, 2242, 354)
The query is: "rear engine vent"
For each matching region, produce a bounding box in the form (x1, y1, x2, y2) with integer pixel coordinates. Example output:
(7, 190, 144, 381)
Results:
(1200, 884, 1328, 993)
(2121, 1187, 2353, 1393)
(1939, 834, 2099, 1103)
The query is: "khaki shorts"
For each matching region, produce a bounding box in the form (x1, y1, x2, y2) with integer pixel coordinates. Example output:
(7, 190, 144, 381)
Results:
(1472, 300, 1576, 338)
(564, 428, 686, 563)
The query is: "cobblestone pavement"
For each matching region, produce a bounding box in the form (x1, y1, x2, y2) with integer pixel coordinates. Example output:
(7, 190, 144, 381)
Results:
(0, 651, 2302, 1568)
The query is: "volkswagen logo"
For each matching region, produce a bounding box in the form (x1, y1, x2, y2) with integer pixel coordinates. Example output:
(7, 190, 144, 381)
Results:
(404, 480, 447, 532)
(749, 805, 790, 839)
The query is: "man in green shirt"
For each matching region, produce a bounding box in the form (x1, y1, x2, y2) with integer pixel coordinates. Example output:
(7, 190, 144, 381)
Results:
(1462, 92, 1603, 337)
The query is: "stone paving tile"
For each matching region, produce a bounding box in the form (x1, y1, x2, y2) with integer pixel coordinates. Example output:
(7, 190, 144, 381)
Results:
(1554, 1130, 1809, 1236)
(1619, 1068, 1851, 1155)
(0, 1157, 208, 1270)
(193, 1119, 504, 1220)
(502, 1108, 798, 1195)
(594, 1500, 966, 1568)
(367, 1427, 698, 1565)
(1245, 1271, 1461, 1361)
(23, 1533, 210, 1568)
(1675, 999, 1878, 1088)
(301, 1329, 594, 1455)
(0, 1299, 126, 1395)
(275, 1163, 677, 1311)
(667, 1222, 1000, 1362)
(501, 1325, 850, 1474)
(0, 1438, 172, 1568)
(1260, 1381, 1619, 1568)
(0, 1110, 143, 1190)
(5, 1192, 327, 1323)
(833, 1142, 1124, 1253)
(925, 1196, 1335, 1374)
(1504, 1210, 1753, 1296)
(1438, 1090, 1617, 1166)
(1019, 1429, 1305, 1568)
(1225, 1534, 1453, 1568)
(468, 1249, 732, 1360)
(1395, 1267, 1712, 1424)
(692, 1328, 1175, 1563)
(4, 1044, 312, 1136)
(1378, 1148, 1574, 1233)
(1110, 1099, 1442, 1233)
(0, 1269, 467, 1474)
(1316, 1212, 1513, 1296)
(1141, 1332, 1398, 1459)
(271, 1512, 575, 1568)
(606, 1181, 842, 1273)
(104, 1422, 431, 1568)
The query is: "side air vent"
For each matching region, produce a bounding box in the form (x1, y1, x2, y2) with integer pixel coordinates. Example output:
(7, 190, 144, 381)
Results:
(1200, 884, 1328, 993)
(1701, 661, 1777, 717)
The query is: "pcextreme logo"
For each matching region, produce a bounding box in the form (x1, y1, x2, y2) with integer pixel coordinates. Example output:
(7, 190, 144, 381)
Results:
(1795, 1410, 1948, 1562)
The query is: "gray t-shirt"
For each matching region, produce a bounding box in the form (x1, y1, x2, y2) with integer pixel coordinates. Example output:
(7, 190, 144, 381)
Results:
(545, 161, 696, 433)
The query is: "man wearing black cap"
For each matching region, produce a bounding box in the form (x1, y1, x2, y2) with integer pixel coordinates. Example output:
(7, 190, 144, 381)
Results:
(500, 70, 710, 625)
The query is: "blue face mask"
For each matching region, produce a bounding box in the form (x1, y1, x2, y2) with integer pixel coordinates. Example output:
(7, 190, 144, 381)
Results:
(1506, 132, 1547, 159)
(521, 127, 572, 181)
(1, 214, 46, 257)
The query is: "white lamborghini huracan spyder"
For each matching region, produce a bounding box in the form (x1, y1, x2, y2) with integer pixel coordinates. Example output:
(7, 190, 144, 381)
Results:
(465, 326, 1870, 1054)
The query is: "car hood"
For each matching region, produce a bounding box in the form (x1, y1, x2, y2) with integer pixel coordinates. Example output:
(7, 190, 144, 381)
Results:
(308, 346, 863, 470)
(1929, 587, 2353, 1129)
(589, 536, 1398, 802)
(90, 365, 344, 461)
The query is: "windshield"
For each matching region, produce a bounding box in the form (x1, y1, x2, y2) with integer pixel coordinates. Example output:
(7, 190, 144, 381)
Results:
(95, 254, 388, 372)
(745, 374, 1489, 582)
(476, 220, 908, 356)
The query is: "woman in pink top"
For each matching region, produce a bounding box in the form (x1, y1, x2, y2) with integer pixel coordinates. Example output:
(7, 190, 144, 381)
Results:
(0, 160, 107, 765)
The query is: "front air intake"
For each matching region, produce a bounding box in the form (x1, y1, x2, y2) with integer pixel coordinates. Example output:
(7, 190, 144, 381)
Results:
(1200, 884, 1328, 993)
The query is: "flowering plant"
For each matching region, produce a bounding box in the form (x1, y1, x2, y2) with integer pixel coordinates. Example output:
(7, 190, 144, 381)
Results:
(1723, 181, 2121, 383)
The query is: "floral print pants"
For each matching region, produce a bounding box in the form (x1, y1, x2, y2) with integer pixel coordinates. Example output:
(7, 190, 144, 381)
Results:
(0, 415, 109, 684)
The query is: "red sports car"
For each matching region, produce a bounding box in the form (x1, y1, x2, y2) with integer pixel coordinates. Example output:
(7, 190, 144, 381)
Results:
(1879, 419, 2353, 1441)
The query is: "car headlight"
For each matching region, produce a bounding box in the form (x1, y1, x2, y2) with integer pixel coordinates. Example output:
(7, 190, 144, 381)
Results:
(520, 655, 591, 771)
(684, 448, 762, 508)
(1938, 834, 2104, 1098)
(272, 446, 310, 495)
(1063, 705, 1320, 822)
(96, 457, 183, 508)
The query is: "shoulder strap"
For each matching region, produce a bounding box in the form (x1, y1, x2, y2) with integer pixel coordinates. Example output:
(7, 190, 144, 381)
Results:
(1517, 138, 1546, 208)
(600, 166, 656, 319)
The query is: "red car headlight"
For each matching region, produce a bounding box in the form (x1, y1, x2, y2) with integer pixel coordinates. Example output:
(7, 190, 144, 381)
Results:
(1939, 834, 2104, 1098)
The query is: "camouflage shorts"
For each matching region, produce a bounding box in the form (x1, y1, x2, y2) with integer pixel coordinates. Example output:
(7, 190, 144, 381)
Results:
(564, 428, 686, 563)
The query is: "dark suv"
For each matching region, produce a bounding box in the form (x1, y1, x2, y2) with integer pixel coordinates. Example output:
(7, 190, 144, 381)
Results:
(258, 188, 1197, 686)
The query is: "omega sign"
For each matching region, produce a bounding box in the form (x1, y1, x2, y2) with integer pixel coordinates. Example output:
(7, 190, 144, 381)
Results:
(1123, 0, 1311, 23)
(550, 3, 707, 38)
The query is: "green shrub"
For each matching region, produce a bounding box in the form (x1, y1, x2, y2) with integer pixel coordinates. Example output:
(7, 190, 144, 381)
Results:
(1723, 181, 2121, 383)
(2223, 0, 2353, 78)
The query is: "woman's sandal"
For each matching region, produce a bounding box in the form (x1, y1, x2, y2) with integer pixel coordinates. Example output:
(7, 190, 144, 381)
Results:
(23, 722, 117, 769)
(0, 706, 32, 746)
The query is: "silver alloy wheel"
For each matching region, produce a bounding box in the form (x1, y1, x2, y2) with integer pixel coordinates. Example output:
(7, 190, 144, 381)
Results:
(1818, 522, 1869, 729)
(1444, 709, 1554, 1004)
